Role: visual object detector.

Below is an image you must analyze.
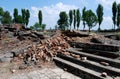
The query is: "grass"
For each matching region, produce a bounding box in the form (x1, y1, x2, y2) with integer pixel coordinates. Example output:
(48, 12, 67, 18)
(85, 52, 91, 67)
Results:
(116, 32, 120, 36)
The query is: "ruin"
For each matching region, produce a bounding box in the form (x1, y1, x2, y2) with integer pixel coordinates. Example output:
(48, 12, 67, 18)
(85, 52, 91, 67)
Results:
(0, 24, 120, 79)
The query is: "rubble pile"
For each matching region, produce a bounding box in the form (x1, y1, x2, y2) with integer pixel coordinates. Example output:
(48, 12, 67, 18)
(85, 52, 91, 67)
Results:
(0, 24, 44, 42)
(12, 30, 120, 65)
(16, 31, 45, 42)
(1, 24, 120, 65)
(66, 31, 120, 46)
(91, 34, 120, 45)
(14, 30, 70, 65)
(0, 24, 45, 54)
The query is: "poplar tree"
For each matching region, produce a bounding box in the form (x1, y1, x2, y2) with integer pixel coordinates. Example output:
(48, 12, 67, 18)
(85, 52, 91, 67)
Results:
(76, 9, 81, 30)
(96, 4, 104, 31)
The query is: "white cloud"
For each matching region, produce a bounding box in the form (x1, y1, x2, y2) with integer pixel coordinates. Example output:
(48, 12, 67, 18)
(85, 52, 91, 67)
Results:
(84, 16, 113, 30)
(100, 16, 113, 30)
(29, 1, 115, 30)
(30, 2, 78, 29)
(96, 0, 120, 10)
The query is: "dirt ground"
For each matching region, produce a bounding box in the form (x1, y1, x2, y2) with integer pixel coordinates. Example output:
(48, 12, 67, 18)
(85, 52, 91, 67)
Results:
(0, 60, 55, 79)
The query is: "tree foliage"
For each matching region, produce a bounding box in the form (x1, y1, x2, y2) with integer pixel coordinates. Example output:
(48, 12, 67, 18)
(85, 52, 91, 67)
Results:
(82, 7, 86, 30)
(13, 8, 28, 24)
(69, 10, 73, 30)
(21, 9, 30, 27)
(112, 1, 117, 29)
(76, 9, 81, 30)
(73, 10, 77, 29)
(16, 15, 23, 23)
(30, 22, 40, 30)
(85, 10, 97, 32)
(96, 4, 103, 31)
(38, 10, 42, 25)
(30, 22, 46, 30)
(2, 11, 12, 24)
(41, 24, 46, 30)
(25, 9, 30, 27)
(0, 7, 4, 16)
(21, 9, 26, 25)
(57, 11, 68, 30)
(0, 7, 4, 24)
(13, 8, 18, 23)
(34, 22, 41, 30)
(117, 4, 120, 28)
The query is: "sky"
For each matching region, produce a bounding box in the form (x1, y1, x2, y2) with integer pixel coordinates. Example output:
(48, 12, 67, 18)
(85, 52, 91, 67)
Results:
(0, 0, 120, 30)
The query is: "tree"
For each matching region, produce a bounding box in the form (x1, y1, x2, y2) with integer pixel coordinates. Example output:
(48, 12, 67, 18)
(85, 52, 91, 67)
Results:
(76, 9, 81, 30)
(30, 22, 41, 30)
(57, 11, 68, 30)
(0, 7, 4, 16)
(25, 9, 30, 27)
(41, 24, 46, 30)
(73, 10, 77, 29)
(117, 4, 120, 28)
(34, 22, 41, 30)
(13, 8, 18, 23)
(55, 25, 58, 30)
(112, 1, 117, 30)
(82, 7, 86, 30)
(69, 10, 73, 30)
(0, 7, 4, 24)
(16, 15, 23, 23)
(38, 10, 42, 25)
(96, 4, 103, 31)
(30, 26, 34, 30)
(21, 9, 30, 27)
(85, 10, 97, 32)
(30, 22, 46, 31)
(21, 9, 26, 25)
(2, 11, 12, 25)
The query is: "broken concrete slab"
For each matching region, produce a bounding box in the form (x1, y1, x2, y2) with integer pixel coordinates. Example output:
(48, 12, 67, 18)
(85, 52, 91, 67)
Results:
(68, 41, 120, 52)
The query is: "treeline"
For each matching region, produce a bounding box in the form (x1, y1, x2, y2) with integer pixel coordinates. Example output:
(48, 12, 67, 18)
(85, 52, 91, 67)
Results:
(57, 4, 103, 32)
(0, 1, 120, 31)
(0, 7, 45, 30)
(0, 8, 30, 27)
(112, 1, 120, 29)
(57, 1, 120, 32)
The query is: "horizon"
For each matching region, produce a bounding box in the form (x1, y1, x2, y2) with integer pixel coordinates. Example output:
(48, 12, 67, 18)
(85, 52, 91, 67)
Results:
(0, 0, 120, 30)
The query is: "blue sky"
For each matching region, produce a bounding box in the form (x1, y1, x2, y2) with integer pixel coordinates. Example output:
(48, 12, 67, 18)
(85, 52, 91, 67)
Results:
(0, 0, 120, 30)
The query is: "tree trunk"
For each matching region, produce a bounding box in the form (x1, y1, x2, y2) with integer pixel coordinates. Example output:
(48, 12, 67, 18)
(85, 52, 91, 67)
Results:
(77, 27, 78, 31)
(89, 27, 90, 32)
(98, 24, 101, 32)
(83, 25, 85, 30)
(70, 25, 71, 31)
(74, 26, 75, 30)
(114, 24, 115, 30)
(83, 22, 85, 30)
